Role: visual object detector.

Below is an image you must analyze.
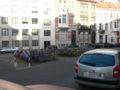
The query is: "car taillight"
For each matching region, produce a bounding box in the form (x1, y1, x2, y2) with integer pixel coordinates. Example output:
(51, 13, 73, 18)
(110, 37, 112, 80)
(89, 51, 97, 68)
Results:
(113, 66, 120, 78)
(75, 64, 78, 73)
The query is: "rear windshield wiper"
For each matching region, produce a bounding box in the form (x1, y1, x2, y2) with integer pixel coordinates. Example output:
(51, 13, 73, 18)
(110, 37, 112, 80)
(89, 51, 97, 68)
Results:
(80, 62, 96, 66)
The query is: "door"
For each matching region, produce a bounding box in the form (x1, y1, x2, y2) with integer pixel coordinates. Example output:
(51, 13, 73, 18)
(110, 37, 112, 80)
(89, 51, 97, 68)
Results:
(44, 41, 50, 48)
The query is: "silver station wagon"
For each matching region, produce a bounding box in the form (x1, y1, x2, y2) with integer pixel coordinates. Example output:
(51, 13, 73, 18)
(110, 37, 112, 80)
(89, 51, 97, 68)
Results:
(74, 49, 120, 89)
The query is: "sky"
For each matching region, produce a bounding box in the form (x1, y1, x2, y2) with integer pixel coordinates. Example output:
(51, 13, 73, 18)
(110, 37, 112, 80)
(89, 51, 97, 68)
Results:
(105, 0, 118, 3)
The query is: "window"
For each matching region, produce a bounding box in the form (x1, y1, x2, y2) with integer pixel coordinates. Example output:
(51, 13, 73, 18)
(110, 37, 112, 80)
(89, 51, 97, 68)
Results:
(22, 6, 29, 13)
(80, 17, 88, 25)
(84, 17, 88, 25)
(91, 17, 95, 24)
(72, 15, 75, 24)
(22, 17, 28, 24)
(32, 40, 38, 46)
(32, 18, 38, 24)
(72, 2, 75, 9)
(80, 17, 84, 25)
(99, 23, 103, 30)
(91, 5, 95, 13)
(59, 14, 67, 24)
(44, 30, 51, 36)
(12, 17, 19, 24)
(105, 23, 108, 30)
(12, 40, 19, 47)
(79, 54, 115, 67)
(64, 0, 67, 8)
(110, 22, 112, 28)
(80, 3, 84, 12)
(80, 3, 88, 13)
(12, 29, 19, 36)
(44, 19, 51, 26)
(44, 8, 51, 15)
(114, 21, 118, 28)
(0, 5, 9, 13)
(62, 15, 66, 24)
(2, 41, 9, 47)
(59, 0, 61, 3)
(22, 29, 28, 35)
(59, 15, 62, 24)
(84, 4, 88, 12)
(32, 29, 38, 35)
(60, 31, 68, 40)
(11, 6, 19, 13)
(1, 17, 8, 24)
(32, 7, 38, 13)
(110, 12, 113, 18)
(22, 40, 29, 47)
(2, 28, 9, 36)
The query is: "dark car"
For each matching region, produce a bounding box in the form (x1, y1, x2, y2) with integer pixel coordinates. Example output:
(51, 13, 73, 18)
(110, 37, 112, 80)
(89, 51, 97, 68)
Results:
(88, 43, 95, 47)
(66, 44, 79, 49)
(94, 43, 104, 48)
(115, 43, 120, 47)
(103, 43, 115, 48)
(46, 45, 58, 50)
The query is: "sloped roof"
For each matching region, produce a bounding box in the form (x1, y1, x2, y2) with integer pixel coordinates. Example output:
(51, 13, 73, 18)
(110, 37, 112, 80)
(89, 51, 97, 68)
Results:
(96, 0, 120, 9)
(77, 0, 97, 3)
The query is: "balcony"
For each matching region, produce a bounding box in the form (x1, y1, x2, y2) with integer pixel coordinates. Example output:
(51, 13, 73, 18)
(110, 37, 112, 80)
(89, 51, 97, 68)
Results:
(78, 25, 90, 30)
(58, 24, 69, 29)
(99, 29, 105, 34)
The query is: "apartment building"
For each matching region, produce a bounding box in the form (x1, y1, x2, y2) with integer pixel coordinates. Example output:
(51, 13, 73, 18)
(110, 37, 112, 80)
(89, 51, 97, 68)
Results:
(96, 0, 120, 44)
(0, 0, 55, 49)
(77, 0, 96, 47)
(55, 0, 77, 48)
(55, 0, 96, 48)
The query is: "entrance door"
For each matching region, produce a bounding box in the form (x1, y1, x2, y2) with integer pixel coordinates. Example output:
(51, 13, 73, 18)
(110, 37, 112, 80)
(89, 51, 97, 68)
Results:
(44, 41, 50, 48)
(99, 35, 103, 43)
(105, 35, 108, 43)
(71, 31, 76, 45)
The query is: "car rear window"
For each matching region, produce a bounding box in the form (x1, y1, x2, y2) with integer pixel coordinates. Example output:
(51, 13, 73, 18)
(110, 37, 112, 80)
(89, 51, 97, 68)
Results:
(79, 54, 115, 67)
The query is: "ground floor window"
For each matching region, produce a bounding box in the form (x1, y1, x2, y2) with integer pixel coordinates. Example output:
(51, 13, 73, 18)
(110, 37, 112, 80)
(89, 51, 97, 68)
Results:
(12, 40, 19, 47)
(22, 40, 29, 47)
(32, 40, 38, 46)
(2, 41, 9, 47)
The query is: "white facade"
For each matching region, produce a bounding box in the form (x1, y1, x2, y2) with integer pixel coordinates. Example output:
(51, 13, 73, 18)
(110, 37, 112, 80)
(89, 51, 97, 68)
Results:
(0, 0, 55, 49)
(96, 8, 120, 44)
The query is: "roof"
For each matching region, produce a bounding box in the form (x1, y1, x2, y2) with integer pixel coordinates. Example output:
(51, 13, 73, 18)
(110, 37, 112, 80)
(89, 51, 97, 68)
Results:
(96, 0, 120, 9)
(84, 49, 119, 55)
(77, 0, 97, 3)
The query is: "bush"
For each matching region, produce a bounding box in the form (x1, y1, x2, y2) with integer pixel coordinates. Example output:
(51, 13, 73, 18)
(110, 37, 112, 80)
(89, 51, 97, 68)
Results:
(70, 49, 80, 56)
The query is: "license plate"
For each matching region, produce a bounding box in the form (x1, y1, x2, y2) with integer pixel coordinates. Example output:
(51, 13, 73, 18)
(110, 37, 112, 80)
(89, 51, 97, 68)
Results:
(83, 72, 104, 79)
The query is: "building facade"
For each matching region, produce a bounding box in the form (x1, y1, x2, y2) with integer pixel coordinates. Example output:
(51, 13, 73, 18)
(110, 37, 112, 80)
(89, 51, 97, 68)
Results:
(55, 0, 96, 48)
(55, 0, 78, 48)
(96, 0, 120, 44)
(0, 0, 55, 49)
(77, 0, 96, 47)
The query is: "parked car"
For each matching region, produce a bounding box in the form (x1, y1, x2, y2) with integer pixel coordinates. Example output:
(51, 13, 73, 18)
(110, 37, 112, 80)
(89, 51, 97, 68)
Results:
(88, 43, 95, 48)
(74, 49, 120, 89)
(88, 43, 103, 48)
(115, 43, 120, 47)
(103, 43, 115, 48)
(45, 45, 58, 50)
(66, 44, 79, 49)
(0, 47, 19, 53)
